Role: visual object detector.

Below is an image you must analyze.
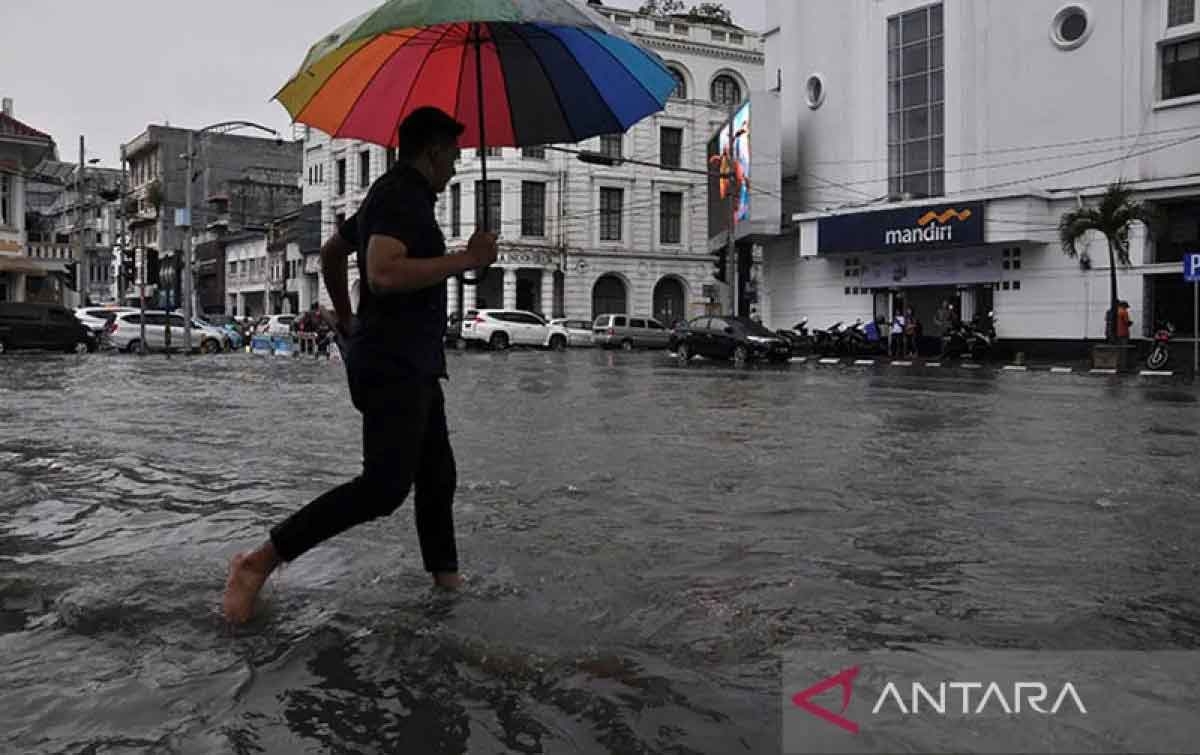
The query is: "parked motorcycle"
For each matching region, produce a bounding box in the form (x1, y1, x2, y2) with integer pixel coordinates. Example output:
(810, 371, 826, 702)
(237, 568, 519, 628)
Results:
(1146, 321, 1175, 370)
(941, 312, 997, 361)
(813, 321, 844, 355)
(776, 317, 814, 354)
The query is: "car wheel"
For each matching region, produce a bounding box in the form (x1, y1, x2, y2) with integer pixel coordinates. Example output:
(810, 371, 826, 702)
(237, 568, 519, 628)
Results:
(126, 339, 142, 354)
(550, 335, 567, 352)
(677, 342, 692, 365)
(455, 337, 468, 351)
(0, 338, 7, 355)
(489, 332, 509, 351)
(620, 339, 634, 351)
(72, 341, 89, 355)
(201, 338, 220, 354)
(733, 344, 749, 367)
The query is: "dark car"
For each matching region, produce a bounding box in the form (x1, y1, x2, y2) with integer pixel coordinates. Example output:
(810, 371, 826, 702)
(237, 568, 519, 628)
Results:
(672, 315, 792, 365)
(0, 302, 98, 355)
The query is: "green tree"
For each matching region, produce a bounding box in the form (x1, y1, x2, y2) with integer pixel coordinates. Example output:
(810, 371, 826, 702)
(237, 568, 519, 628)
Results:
(638, 0, 686, 16)
(1058, 182, 1156, 343)
(688, 2, 733, 25)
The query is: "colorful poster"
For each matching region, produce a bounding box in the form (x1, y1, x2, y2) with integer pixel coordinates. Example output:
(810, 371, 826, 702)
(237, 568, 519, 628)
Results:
(711, 102, 751, 227)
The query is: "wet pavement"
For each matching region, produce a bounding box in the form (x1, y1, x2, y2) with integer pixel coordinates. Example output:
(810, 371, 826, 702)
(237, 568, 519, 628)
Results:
(1, 349, 1198, 754)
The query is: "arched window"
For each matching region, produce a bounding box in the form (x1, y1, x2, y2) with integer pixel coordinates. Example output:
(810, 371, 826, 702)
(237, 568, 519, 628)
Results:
(669, 67, 688, 99)
(710, 74, 742, 107)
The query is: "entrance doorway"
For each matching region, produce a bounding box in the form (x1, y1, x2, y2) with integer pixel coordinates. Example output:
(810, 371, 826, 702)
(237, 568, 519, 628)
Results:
(652, 277, 686, 327)
(592, 274, 627, 319)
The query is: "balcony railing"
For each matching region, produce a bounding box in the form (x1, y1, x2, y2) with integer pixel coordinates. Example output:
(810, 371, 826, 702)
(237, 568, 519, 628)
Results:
(26, 243, 75, 261)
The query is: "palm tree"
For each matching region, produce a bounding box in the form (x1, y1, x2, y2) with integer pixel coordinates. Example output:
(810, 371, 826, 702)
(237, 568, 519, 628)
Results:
(1059, 182, 1155, 344)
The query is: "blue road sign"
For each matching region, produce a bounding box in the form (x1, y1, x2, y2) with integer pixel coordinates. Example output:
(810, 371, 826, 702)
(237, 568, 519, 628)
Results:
(1186, 252, 1200, 283)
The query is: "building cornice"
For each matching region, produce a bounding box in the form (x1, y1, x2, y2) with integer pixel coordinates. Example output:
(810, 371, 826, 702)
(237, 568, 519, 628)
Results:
(641, 36, 764, 65)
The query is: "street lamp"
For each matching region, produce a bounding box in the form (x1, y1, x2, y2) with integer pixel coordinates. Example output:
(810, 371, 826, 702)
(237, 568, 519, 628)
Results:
(181, 120, 282, 353)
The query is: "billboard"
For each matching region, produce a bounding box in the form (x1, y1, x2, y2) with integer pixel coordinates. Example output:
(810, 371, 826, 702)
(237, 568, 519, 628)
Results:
(708, 101, 751, 238)
(817, 202, 986, 253)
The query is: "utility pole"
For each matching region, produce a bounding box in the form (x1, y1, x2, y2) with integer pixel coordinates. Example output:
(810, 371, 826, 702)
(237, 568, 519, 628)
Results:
(725, 110, 737, 318)
(77, 136, 86, 307)
(183, 129, 194, 353)
(118, 147, 127, 303)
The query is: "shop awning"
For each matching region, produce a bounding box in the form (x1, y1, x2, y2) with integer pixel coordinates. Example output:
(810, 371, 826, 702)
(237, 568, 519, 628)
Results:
(0, 255, 66, 276)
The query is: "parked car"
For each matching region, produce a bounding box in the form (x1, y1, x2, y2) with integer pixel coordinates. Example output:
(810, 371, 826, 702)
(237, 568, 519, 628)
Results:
(0, 303, 98, 354)
(192, 318, 233, 352)
(548, 318, 595, 347)
(254, 314, 297, 337)
(591, 314, 672, 350)
(460, 309, 569, 350)
(672, 315, 792, 366)
(103, 310, 225, 353)
(75, 306, 136, 335)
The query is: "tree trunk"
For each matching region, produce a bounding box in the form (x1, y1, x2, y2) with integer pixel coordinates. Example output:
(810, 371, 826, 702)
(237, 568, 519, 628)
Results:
(1107, 238, 1119, 345)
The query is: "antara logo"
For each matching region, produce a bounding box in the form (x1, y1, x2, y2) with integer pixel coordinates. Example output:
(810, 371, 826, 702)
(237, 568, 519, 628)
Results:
(884, 207, 974, 245)
(791, 667, 1088, 735)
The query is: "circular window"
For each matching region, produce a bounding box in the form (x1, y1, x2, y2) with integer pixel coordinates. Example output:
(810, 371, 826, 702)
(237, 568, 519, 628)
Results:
(1051, 4, 1093, 50)
(805, 74, 826, 109)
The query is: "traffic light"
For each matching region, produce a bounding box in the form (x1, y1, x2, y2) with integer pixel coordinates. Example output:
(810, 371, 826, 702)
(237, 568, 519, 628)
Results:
(121, 248, 137, 284)
(144, 248, 160, 285)
(712, 248, 728, 283)
(63, 261, 79, 291)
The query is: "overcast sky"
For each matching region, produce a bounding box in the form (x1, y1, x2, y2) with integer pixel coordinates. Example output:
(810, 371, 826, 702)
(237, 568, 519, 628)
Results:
(0, 0, 765, 169)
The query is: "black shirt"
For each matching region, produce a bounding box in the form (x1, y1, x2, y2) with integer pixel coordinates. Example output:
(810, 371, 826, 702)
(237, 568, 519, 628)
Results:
(345, 164, 447, 381)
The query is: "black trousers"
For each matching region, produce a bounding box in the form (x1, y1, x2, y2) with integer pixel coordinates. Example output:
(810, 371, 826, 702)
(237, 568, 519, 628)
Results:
(269, 379, 458, 573)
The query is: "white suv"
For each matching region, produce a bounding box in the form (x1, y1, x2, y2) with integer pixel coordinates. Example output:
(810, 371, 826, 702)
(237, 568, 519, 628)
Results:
(460, 310, 569, 351)
(104, 310, 227, 353)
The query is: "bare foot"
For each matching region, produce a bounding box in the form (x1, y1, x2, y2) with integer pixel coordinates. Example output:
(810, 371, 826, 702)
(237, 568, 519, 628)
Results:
(432, 572, 464, 591)
(223, 550, 276, 624)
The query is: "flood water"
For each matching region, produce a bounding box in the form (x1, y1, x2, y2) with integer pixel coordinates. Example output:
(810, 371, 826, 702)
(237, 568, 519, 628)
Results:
(1, 350, 1198, 754)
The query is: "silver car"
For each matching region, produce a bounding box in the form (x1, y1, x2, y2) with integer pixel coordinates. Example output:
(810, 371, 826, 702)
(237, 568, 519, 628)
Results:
(75, 306, 136, 335)
(592, 314, 672, 350)
(105, 310, 227, 353)
(548, 318, 595, 347)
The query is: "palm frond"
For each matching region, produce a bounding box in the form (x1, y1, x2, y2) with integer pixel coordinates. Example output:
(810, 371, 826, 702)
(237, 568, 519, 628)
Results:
(1058, 207, 1102, 258)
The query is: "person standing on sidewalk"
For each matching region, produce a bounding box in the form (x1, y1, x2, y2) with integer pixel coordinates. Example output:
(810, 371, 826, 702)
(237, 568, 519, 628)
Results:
(222, 107, 498, 624)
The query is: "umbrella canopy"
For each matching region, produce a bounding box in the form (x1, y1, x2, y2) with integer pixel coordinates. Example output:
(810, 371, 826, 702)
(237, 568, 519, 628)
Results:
(275, 0, 678, 149)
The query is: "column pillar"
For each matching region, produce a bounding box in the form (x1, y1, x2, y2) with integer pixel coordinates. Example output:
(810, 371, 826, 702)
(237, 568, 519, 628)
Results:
(463, 283, 476, 313)
(265, 285, 275, 316)
(236, 291, 245, 318)
(541, 268, 555, 319)
(13, 272, 27, 303)
(446, 274, 460, 318)
(503, 267, 517, 311)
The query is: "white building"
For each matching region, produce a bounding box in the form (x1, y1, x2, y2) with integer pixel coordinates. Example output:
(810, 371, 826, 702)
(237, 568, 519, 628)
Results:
(758, 0, 1200, 357)
(305, 4, 763, 326)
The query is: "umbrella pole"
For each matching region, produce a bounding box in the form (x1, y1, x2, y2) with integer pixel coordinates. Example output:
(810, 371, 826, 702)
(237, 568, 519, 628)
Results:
(472, 22, 490, 288)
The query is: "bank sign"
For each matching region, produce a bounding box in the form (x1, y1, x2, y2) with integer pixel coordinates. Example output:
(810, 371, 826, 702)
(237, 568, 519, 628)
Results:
(818, 202, 985, 253)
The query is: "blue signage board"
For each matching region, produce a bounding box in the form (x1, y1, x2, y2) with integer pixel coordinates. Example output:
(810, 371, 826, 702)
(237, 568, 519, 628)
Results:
(1185, 252, 1200, 282)
(818, 201, 986, 254)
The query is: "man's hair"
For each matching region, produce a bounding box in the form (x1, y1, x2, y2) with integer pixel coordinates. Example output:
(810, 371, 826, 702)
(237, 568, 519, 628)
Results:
(396, 107, 466, 161)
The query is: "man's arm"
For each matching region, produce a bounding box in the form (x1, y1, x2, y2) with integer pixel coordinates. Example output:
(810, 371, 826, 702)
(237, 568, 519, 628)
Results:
(320, 233, 355, 334)
(366, 231, 495, 294)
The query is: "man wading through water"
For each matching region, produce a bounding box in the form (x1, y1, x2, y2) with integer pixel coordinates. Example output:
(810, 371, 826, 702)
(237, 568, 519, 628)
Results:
(223, 107, 497, 623)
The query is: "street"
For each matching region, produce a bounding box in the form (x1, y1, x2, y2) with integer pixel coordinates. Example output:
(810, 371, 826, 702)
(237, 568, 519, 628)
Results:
(2, 350, 1199, 754)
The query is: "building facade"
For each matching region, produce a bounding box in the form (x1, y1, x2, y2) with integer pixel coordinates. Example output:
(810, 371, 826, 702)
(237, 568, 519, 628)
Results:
(306, 4, 763, 327)
(760, 0, 1200, 356)
(121, 125, 302, 310)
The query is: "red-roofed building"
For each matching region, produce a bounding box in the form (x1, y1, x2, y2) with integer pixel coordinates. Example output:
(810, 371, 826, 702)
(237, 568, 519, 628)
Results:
(0, 97, 68, 304)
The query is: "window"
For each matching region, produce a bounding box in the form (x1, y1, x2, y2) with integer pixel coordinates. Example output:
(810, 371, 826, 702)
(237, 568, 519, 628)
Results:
(888, 3, 944, 198)
(1169, 0, 1195, 27)
(1002, 248, 1022, 270)
(655, 21, 671, 32)
(521, 182, 546, 237)
(1156, 200, 1200, 263)
(711, 30, 727, 42)
(660, 127, 683, 168)
(336, 158, 346, 195)
(1162, 38, 1200, 100)
(613, 316, 628, 327)
(730, 33, 744, 45)
(630, 318, 647, 328)
(0, 173, 10, 227)
(522, 145, 546, 159)
(475, 147, 503, 158)
(1051, 5, 1092, 49)
(359, 151, 370, 189)
(711, 74, 742, 107)
(806, 74, 827, 109)
(660, 192, 683, 244)
(600, 134, 623, 160)
(614, 14, 631, 26)
(673, 23, 689, 35)
(668, 67, 688, 99)
(475, 180, 501, 234)
(450, 183, 461, 237)
(600, 187, 624, 241)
